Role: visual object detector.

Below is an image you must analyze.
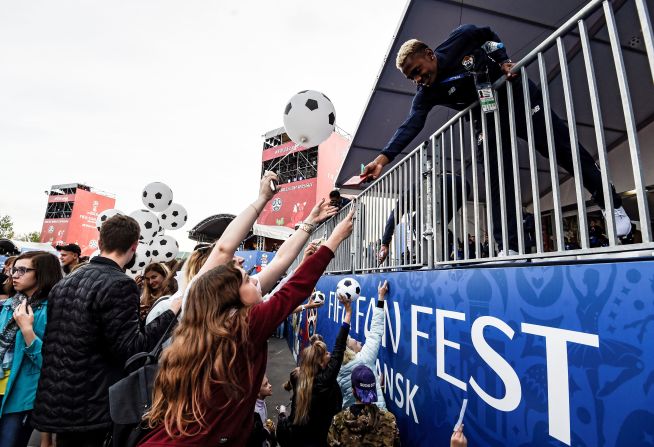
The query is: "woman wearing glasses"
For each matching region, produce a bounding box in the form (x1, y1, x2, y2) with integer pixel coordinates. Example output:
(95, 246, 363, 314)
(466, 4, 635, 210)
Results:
(0, 251, 62, 447)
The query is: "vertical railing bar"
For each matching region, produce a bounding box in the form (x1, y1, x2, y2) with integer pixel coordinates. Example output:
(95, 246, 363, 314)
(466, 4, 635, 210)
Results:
(481, 110, 494, 257)
(442, 133, 449, 261)
(635, 0, 654, 84)
(432, 134, 443, 264)
(402, 160, 408, 266)
(506, 81, 525, 255)
(538, 52, 564, 253)
(409, 155, 414, 265)
(604, 0, 651, 242)
(450, 125, 459, 261)
(469, 109, 481, 258)
(459, 117, 469, 260)
(521, 67, 544, 253)
(579, 19, 617, 246)
(493, 91, 509, 254)
(557, 36, 589, 249)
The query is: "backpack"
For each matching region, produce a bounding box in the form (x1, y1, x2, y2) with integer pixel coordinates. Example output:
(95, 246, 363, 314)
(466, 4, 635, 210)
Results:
(108, 311, 179, 447)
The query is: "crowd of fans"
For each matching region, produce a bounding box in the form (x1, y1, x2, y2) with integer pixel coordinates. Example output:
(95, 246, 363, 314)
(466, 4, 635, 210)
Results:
(0, 173, 469, 447)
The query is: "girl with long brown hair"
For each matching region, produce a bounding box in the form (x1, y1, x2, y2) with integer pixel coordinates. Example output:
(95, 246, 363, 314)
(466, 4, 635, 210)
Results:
(138, 172, 354, 446)
(281, 297, 352, 446)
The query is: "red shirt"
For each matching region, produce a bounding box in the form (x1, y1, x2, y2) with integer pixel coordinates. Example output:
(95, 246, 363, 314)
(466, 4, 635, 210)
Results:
(139, 245, 334, 446)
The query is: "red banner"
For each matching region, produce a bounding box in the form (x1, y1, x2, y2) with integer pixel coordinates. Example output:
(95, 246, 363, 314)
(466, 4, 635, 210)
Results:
(40, 219, 71, 248)
(316, 132, 350, 201)
(40, 189, 115, 256)
(257, 179, 317, 228)
(262, 141, 308, 162)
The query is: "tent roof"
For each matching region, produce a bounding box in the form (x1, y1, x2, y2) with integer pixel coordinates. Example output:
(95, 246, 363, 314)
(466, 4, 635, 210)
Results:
(336, 0, 654, 200)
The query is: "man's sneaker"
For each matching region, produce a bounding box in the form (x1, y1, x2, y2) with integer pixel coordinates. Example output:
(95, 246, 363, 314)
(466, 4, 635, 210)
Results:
(487, 249, 527, 264)
(497, 249, 519, 257)
(603, 206, 632, 237)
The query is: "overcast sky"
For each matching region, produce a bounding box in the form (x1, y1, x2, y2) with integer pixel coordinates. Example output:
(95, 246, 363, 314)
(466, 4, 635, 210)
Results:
(0, 0, 406, 250)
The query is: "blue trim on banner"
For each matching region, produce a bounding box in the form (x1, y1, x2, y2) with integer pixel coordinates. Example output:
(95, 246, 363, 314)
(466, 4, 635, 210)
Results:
(289, 260, 654, 446)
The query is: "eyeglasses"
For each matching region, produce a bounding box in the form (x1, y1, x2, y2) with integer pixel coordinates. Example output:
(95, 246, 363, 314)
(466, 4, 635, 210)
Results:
(11, 267, 36, 277)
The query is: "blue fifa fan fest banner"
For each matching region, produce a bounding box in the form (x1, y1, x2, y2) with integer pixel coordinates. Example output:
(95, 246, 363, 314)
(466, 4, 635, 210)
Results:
(235, 250, 275, 274)
(300, 261, 654, 447)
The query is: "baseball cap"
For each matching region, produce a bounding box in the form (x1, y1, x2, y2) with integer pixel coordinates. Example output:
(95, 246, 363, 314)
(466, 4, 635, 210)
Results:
(56, 243, 81, 256)
(351, 364, 377, 404)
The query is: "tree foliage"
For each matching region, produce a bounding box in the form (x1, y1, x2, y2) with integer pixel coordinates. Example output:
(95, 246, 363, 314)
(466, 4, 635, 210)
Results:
(0, 215, 14, 239)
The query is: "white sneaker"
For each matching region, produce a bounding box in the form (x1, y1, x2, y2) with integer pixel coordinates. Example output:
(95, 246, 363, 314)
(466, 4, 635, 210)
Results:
(497, 249, 519, 257)
(603, 206, 632, 237)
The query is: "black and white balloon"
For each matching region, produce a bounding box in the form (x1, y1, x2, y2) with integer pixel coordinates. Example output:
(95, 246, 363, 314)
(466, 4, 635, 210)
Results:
(96, 209, 124, 231)
(142, 182, 173, 212)
(283, 90, 336, 147)
(150, 235, 179, 262)
(131, 242, 152, 272)
(129, 209, 160, 243)
(160, 203, 188, 230)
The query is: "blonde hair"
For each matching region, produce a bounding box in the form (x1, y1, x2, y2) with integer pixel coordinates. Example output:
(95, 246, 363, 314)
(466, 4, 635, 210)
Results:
(294, 340, 328, 425)
(342, 347, 356, 365)
(396, 39, 429, 69)
(184, 247, 211, 286)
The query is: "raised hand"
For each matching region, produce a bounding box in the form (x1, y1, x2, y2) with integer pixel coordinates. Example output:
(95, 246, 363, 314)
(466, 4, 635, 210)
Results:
(451, 424, 467, 447)
(307, 198, 338, 225)
(378, 280, 388, 301)
(259, 171, 279, 202)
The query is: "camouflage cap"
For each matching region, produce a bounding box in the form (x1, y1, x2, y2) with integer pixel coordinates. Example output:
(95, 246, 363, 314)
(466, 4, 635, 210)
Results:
(351, 364, 377, 404)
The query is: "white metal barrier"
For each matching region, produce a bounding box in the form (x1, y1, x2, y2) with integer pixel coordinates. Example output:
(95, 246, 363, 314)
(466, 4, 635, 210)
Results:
(294, 0, 654, 273)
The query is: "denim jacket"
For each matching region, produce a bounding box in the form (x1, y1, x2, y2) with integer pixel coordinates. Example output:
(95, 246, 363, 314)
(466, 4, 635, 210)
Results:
(0, 297, 47, 415)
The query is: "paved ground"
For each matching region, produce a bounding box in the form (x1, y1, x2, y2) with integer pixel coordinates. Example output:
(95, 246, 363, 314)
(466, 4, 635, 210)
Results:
(265, 336, 298, 416)
(27, 336, 296, 446)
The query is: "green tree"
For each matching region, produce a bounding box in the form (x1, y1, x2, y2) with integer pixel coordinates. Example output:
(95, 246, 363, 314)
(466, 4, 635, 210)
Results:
(0, 215, 14, 239)
(18, 231, 41, 242)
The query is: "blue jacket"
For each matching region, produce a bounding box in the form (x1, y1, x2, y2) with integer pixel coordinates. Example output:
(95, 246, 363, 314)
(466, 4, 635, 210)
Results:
(381, 24, 510, 162)
(0, 298, 47, 415)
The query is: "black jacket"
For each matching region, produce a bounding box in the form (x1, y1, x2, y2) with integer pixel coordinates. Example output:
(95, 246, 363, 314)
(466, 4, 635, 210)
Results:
(287, 323, 350, 447)
(32, 256, 176, 432)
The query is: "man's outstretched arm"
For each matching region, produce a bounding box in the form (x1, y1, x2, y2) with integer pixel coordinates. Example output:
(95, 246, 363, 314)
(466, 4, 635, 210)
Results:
(361, 96, 430, 181)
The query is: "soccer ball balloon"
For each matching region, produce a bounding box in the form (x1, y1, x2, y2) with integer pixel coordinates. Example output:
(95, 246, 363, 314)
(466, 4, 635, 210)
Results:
(283, 90, 335, 147)
(336, 277, 361, 303)
(160, 203, 188, 230)
(96, 209, 124, 231)
(132, 242, 152, 271)
(312, 290, 325, 304)
(129, 209, 160, 244)
(142, 182, 173, 212)
(150, 235, 179, 262)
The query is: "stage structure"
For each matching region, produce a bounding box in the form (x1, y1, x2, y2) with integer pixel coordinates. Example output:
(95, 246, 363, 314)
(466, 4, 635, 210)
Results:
(286, 0, 654, 446)
(258, 126, 350, 229)
(40, 183, 115, 256)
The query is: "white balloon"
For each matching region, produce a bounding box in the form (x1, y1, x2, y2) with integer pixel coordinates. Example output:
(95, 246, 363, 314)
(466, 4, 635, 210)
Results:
(141, 182, 174, 212)
(129, 209, 160, 243)
(132, 242, 153, 271)
(150, 235, 179, 263)
(160, 203, 188, 230)
(96, 209, 124, 231)
(283, 90, 335, 147)
(90, 249, 101, 259)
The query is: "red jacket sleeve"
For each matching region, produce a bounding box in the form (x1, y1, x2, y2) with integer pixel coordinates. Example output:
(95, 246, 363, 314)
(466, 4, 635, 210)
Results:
(249, 245, 334, 345)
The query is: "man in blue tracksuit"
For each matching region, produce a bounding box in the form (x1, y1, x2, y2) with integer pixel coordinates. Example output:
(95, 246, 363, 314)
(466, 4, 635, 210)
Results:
(361, 24, 631, 254)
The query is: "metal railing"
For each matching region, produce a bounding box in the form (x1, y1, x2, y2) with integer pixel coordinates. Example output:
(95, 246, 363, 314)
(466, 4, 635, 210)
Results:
(294, 0, 654, 273)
